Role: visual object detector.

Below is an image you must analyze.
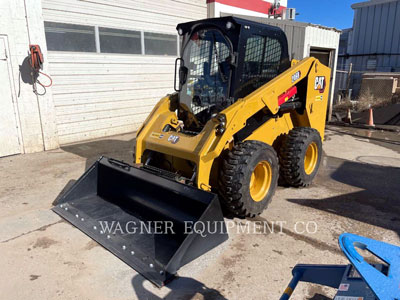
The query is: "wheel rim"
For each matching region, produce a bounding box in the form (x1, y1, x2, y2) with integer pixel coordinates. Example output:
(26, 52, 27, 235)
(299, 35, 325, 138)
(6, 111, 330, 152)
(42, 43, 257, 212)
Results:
(304, 142, 318, 175)
(250, 161, 272, 202)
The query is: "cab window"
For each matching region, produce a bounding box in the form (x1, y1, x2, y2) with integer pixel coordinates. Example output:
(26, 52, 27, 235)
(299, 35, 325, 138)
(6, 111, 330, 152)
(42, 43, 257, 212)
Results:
(236, 35, 283, 98)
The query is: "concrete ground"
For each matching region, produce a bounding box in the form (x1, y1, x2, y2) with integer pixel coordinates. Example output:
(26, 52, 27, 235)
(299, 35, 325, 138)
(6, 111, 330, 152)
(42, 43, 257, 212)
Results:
(1, 125, 399, 300)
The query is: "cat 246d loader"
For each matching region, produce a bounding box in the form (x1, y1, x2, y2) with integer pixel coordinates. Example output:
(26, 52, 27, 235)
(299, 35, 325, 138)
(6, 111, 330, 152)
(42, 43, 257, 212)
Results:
(53, 17, 331, 286)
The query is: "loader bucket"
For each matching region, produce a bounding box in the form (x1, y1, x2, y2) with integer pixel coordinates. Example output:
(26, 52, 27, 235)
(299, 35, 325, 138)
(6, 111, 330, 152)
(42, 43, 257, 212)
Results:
(53, 157, 228, 286)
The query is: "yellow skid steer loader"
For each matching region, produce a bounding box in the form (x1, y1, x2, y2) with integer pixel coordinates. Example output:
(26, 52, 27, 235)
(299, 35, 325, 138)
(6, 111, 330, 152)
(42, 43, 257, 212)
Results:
(53, 17, 331, 286)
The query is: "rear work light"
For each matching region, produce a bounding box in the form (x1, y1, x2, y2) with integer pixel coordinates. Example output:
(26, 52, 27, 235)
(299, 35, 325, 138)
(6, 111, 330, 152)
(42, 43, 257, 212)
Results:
(278, 86, 297, 106)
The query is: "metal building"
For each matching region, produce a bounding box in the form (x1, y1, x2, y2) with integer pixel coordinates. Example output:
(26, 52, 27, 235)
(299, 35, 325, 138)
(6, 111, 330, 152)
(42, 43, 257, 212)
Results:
(341, 0, 400, 95)
(0, 0, 207, 157)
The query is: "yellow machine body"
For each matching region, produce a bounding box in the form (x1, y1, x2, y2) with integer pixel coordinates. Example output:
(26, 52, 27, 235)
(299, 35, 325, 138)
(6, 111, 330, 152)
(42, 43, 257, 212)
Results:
(135, 57, 331, 191)
(54, 17, 332, 286)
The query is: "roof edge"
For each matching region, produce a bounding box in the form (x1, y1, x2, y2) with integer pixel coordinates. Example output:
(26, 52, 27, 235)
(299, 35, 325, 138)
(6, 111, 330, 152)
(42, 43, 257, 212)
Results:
(220, 13, 342, 33)
(352, 0, 399, 9)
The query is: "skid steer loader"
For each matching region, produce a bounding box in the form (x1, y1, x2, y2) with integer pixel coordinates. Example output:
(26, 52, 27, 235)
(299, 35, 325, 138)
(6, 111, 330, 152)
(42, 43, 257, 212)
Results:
(53, 17, 331, 286)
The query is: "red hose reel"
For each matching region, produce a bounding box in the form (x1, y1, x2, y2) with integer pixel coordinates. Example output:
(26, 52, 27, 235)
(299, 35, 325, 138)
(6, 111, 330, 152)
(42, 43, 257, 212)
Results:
(29, 44, 52, 94)
(29, 45, 44, 71)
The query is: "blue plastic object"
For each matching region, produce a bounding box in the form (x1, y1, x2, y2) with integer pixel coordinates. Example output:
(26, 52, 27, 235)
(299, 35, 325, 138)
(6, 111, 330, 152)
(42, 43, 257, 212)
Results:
(340, 233, 400, 300)
(280, 265, 347, 300)
(280, 233, 400, 300)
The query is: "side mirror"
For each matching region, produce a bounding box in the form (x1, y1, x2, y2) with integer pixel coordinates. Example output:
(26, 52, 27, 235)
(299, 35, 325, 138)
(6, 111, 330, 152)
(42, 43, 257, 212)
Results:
(174, 58, 187, 92)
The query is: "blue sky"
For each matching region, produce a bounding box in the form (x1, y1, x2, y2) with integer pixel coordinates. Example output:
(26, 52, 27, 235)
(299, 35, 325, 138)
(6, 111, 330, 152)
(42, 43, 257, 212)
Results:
(289, 0, 356, 29)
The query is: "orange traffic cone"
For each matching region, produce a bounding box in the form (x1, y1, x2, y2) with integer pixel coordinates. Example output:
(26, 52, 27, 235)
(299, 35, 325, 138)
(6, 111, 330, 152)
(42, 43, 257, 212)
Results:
(368, 107, 375, 126)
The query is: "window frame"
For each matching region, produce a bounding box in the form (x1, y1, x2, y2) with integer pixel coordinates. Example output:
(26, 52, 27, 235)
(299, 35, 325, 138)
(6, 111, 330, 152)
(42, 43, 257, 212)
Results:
(143, 31, 179, 56)
(44, 21, 179, 56)
(44, 21, 97, 53)
(98, 26, 142, 55)
(234, 28, 288, 100)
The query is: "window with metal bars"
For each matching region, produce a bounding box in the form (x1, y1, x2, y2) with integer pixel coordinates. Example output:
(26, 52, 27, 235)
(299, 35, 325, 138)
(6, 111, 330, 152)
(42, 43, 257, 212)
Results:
(180, 29, 231, 119)
(236, 35, 283, 98)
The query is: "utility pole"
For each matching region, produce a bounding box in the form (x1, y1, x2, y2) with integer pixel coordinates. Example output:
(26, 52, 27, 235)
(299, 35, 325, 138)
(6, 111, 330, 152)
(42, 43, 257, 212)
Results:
(346, 63, 353, 99)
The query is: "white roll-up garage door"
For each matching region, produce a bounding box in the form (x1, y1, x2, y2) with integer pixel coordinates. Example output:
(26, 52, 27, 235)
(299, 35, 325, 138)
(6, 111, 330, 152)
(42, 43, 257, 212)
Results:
(41, 0, 207, 145)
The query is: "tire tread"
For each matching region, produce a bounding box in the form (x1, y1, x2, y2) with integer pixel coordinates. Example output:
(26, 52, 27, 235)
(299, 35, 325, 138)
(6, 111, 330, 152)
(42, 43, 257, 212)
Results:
(219, 141, 278, 218)
(279, 127, 321, 187)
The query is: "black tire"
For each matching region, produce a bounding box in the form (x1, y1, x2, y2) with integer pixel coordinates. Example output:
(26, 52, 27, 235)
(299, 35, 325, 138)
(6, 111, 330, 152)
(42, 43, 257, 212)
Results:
(272, 133, 289, 186)
(219, 141, 279, 218)
(279, 127, 322, 187)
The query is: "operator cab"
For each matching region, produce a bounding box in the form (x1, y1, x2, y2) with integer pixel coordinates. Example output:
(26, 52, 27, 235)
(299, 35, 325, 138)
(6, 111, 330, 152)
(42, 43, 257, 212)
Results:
(175, 17, 290, 133)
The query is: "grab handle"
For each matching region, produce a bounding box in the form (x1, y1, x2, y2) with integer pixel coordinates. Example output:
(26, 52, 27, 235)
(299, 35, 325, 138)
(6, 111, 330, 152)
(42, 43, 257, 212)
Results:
(107, 158, 131, 171)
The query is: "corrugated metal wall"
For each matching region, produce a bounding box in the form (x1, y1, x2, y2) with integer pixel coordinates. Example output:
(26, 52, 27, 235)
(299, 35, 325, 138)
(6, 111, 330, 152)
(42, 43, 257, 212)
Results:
(42, 0, 206, 145)
(352, 0, 400, 69)
(221, 13, 307, 60)
(220, 14, 340, 63)
(350, 0, 400, 93)
(304, 26, 340, 56)
(257, 21, 306, 61)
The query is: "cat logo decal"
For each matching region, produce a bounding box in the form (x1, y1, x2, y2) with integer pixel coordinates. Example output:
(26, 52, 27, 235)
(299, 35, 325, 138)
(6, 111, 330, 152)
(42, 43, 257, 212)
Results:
(314, 76, 326, 93)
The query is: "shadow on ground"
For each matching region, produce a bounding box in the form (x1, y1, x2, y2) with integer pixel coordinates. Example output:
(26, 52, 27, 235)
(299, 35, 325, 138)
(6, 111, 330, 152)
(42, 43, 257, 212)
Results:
(288, 155, 400, 236)
(53, 136, 136, 204)
(131, 275, 227, 300)
(61, 136, 136, 170)
(308, 294, 331, 300)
